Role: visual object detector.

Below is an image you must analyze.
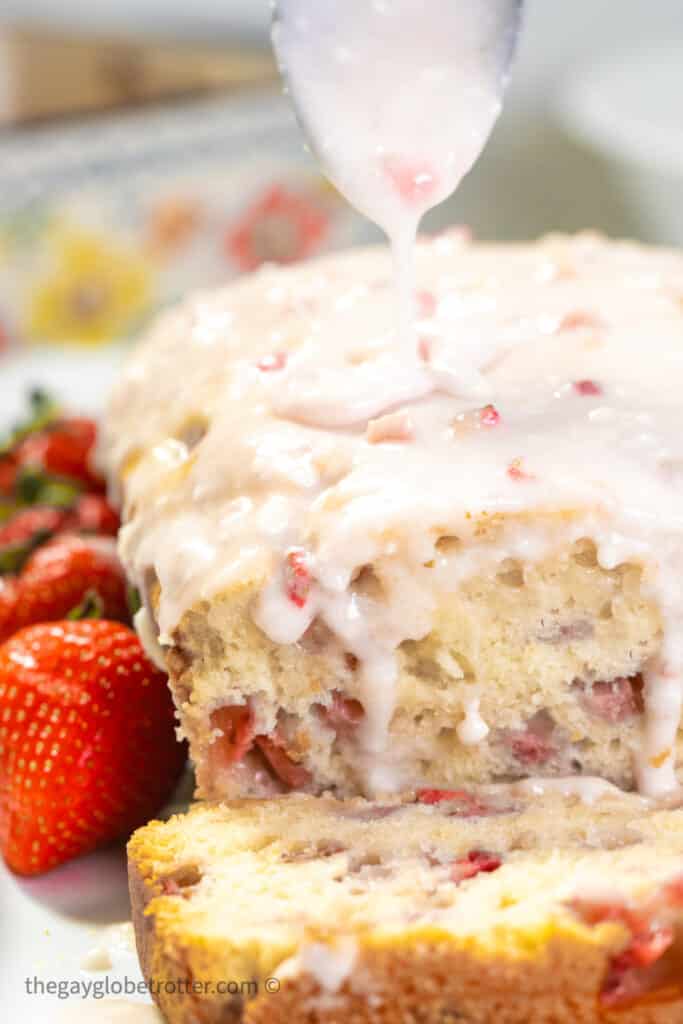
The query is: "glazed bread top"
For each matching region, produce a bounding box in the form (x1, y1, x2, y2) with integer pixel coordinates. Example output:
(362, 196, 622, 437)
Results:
(103, 233, 683, 797)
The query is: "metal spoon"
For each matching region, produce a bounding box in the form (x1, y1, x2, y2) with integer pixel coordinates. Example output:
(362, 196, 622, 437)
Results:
(272, 0, 525, 237)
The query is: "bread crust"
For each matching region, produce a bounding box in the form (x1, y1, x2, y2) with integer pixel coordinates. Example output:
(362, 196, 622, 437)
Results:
(128, 848, 683, 1024)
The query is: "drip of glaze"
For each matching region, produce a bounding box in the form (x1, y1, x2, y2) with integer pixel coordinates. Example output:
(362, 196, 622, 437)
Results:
(269, 0, 521, 784)
(458, 697, 490, 746)
(511, 776, 640, 806)
(272, 0, 519, 338)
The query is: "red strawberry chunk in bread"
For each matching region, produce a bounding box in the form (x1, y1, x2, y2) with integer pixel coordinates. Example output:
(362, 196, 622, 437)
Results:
(504, 710, 557, 767)
(571, 877, 683, 1008)
(577, 676, 644, 724)
(210, 705, 255, 765)
(317, 691, 365, 733)
(209, 704, 311, 789)
(416, 789, 492, 817)
(450, 850, 502, 883)
(254, 734, 312, 789)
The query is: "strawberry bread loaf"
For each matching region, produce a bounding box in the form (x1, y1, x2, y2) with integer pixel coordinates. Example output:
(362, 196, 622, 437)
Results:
(129, 787, 683, 1024)
(103, 231, 683, 801)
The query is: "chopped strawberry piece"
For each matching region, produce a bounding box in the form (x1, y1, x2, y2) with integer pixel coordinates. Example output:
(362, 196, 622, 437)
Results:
(416, 290, 437, 318)
(416, 789, 491, 816)
(417, 337, 432, 362)
(284, 548, 313, 608)
(504, 711, 557, 766)
(452, 405, 501, 436)
(366, 412, 415, 445)
(577, 676, 644, 724)
(257, 352, 288, 372)
(317, 691, 365, 733)
(418, 788, 468, 805)
(570, 894, 680, 1008)
(479, 404, 501, 427)
(573, 379, 603, 397)
(664, 877, 683, 905)
(74, 494, 120, 537)
(509, 731, 554, 765)
(382, 156, 439, 206)
(507, 457, 534, 482)
(210, 704, 255, 765)
(450, 850, 502, 883)
(612, 927, 675, 971)
(254, 734, 311, 789)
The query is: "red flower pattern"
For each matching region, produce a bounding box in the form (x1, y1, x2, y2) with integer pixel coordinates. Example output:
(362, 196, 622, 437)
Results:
(227, 185, 330, 272)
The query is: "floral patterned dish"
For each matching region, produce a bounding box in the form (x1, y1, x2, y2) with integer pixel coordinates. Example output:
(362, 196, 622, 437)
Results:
(0, 89, 373, 357)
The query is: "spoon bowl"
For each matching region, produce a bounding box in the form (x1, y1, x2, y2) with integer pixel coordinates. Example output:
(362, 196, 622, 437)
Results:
(273, 0, 525, 238)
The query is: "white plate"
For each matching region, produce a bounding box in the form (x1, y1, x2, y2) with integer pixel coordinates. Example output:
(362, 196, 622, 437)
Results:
(0, 352, 192, 1024)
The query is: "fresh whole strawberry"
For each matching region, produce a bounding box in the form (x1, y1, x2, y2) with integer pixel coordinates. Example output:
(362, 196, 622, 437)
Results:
(0, 534, 129, 645)
(15, 417, 103, 491)
(0, 506, 71, 574)
(73, 493, 120, 537)
(0, 620, 186, 875)
(0, 455, 17, 497)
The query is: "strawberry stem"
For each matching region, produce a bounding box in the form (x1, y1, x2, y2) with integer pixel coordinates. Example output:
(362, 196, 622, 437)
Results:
(0, 390, 60, 458)
(67, 589, 105, 621)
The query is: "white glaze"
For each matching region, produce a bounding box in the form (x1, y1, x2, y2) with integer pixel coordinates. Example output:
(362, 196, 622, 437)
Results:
(297, 939, 358, 993)
(80, 945, 113, 972)
(457, 697, 490, 746)
(105, 233, 683, 798)
(512, 776, 642, 806)
(56, 1001, 161, 1024)
(133, 608, 167, 672)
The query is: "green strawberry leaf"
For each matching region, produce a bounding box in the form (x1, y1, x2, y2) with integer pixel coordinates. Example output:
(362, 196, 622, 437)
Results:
(15, 466, 81, 508)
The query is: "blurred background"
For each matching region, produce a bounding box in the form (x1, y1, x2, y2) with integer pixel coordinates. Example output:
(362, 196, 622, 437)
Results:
(0, 0, 682, 362)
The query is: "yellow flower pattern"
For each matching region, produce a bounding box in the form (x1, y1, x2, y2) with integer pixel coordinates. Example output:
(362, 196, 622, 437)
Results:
(26, 229, 152, 346)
